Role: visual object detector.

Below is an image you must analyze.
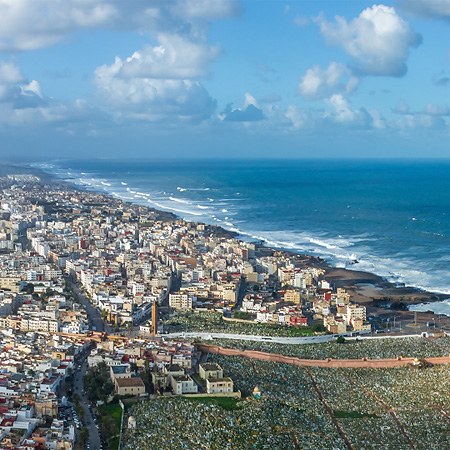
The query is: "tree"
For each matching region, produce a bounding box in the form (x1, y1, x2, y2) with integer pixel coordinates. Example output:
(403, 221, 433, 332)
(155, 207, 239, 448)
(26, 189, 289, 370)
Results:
(24, 283, 34, 294)
(336, 336, 346, 344)
(77, 428, 88, 450)
(84, 362, 114, 403)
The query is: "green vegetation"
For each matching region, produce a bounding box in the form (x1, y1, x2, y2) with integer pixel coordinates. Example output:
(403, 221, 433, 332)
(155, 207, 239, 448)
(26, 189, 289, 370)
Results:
(184, 396, 240, 411)
(23, 283, 34, 294)
(84, 362, 114, 403)
(333, 410, 379, 419)
(232, 311, 255, 321)
(76, 428, 88, 450)
(336, 336, 346, 344)
(98, 401, 123, 450)
(72, 393, 84, 420)
(164, 311, 324, 337)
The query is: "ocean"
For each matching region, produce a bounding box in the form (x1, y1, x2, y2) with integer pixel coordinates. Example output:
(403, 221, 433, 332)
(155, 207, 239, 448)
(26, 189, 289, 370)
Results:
(34, 159, 450, 296)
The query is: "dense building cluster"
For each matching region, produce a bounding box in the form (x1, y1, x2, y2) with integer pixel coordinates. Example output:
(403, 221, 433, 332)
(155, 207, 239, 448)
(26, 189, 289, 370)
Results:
(0, 173, 448, 449)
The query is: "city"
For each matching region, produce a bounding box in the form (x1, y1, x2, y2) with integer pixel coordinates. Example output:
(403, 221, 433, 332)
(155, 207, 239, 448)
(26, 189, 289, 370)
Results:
(0, 170, 448, 449)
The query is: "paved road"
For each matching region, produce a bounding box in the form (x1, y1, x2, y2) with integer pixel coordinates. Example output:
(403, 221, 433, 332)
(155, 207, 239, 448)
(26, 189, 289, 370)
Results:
(67, 278, 106, 448)
(73, 355, 102, 449)
(67, 279, 106, 332)
(164, 331, 423, 344)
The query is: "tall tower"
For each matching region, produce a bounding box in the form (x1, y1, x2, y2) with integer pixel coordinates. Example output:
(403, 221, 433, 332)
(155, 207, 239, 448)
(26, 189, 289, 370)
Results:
(151, 301, 158, 336)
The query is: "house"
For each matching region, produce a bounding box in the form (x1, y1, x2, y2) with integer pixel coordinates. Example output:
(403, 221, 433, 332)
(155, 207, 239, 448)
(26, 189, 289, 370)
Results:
(110, 364, 131, 382)
(170, 375, 198, 395)
(115, 377, 145, 396)
(206, 377, 233, 394)
(199, 363, 223, 380)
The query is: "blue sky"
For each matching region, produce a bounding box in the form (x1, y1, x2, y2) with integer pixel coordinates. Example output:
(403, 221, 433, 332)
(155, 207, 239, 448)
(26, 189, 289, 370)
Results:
(1, 0, 450, 160)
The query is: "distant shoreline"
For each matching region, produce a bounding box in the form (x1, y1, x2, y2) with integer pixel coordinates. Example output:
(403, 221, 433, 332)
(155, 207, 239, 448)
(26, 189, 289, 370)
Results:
(5, 162, 448, 311)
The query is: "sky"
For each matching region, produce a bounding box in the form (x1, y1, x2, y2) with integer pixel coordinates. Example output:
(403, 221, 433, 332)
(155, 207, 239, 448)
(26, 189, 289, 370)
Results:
(2, 0, 450, 160)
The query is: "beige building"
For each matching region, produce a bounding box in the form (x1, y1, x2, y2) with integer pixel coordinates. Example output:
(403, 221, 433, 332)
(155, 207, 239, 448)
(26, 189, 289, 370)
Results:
(115, 377, 146, 396)
(283, 289, 301, 304)
(20, 317, 59, 333)
(110, 365, 131, 382)
(336, 288, 350, 305)
(199, 363, 223, 380)
(170, 375, 198, 394)
(35, 396, 59, 418)
(206, 377, 234, 394)
(169, 293, 193, 310)
(346, 304, 366, 325)
(327, 319, 347, 335)
(0, 276, 21, 293)
(351, 318, 372, 333)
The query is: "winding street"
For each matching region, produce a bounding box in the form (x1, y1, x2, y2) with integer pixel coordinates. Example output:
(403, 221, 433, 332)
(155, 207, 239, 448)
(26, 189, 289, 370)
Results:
(163, 331, 422, 344)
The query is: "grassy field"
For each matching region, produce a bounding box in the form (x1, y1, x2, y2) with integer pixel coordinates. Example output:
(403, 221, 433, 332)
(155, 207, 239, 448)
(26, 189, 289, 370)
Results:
(164, 311, 322, 337)
(184, 396, 240, 411)
(98, 402, 123, 450)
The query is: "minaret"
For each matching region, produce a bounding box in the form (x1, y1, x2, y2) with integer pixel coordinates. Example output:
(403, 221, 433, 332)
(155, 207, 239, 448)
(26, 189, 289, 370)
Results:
(151, 301, 158, 336)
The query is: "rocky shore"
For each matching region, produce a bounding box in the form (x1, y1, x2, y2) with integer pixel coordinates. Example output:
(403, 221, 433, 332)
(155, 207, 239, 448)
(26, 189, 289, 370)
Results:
(5, 163, 448, 313)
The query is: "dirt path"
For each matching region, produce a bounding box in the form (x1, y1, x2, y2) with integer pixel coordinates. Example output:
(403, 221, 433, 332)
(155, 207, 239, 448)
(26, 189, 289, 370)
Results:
(304, 367, 355, 450)
(198, 344, 450, 368)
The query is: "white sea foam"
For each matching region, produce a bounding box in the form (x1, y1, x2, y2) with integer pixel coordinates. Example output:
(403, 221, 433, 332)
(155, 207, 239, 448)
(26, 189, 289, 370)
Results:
(237, 228, 450, 294)
(169, 196, 190, 204)
(309, 238, 338, 250)
(38, 162, 450, 296)
(409, 300, 450, 317)
(177, 186, 210, 192)
(145, 199, 203, 217)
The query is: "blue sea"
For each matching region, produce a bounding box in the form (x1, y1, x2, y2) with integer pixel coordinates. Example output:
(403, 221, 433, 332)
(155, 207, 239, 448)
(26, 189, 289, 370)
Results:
(34, 159, 450, 296)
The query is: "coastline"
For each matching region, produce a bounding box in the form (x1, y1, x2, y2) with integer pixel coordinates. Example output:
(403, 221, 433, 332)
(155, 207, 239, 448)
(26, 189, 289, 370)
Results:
(7, 162, 449, 313)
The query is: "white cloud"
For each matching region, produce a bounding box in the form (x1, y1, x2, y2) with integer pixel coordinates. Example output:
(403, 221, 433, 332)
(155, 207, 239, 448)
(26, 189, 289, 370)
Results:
(0, 61, 45, 108)
(243, 92, 259, 108)
(0, 69, 51, 125)
(299, 62, 359, 100)
(0, 62, 24, 84)
(0, 60, 104, 130)
(327, 94, 357, 123)
(393, 101, 450, 117)
(94, 52, 216, 121)
(111, 34, 219, 80)
(219, 92, 265, 122)
(285, 105, 309, 129)
(423, 103, 450, 116)
(325, 94, 372, 126)
(397, 0, 450, 21)
(318, 5, 421, 76)
(0, 0, 238, 51)
(395, 113, 446, 130)
(174, 0, 240, 20)
(0, 0, 117, 51)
